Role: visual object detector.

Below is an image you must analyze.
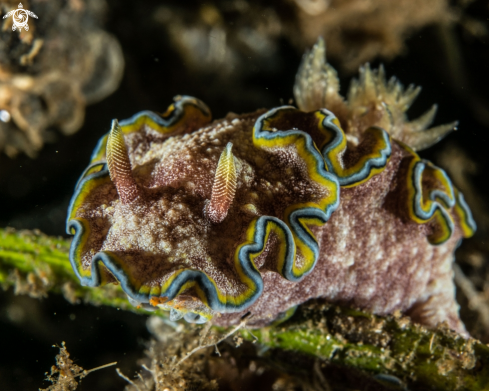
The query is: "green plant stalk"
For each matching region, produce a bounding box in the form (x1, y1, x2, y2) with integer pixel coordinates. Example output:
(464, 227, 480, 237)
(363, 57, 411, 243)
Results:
(1, 227, 489, 390)
(240, 304, 489, 390)
(0, 227, 152, 314)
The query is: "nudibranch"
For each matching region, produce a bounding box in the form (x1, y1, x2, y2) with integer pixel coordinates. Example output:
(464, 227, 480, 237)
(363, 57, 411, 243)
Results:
(66, 39, 475, 333)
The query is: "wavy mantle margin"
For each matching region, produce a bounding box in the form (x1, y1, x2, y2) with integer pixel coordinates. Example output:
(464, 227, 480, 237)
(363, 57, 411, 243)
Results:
(66, 97, 476, 320)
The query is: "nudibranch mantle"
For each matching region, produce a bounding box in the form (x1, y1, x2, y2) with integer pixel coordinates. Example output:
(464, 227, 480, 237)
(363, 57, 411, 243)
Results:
(67, 42, 475, 333)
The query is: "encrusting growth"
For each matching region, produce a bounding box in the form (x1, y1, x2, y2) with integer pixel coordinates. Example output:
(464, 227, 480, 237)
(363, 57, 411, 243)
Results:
(206, 142, 238, 224)
(106, 119, 139, 204)
(66, 40, 475, 335)
(294, 38, 457, 151)
(40, 342, 117, 391)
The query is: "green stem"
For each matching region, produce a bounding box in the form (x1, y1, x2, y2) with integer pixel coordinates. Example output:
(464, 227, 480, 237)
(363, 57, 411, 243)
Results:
(1, 228, 488, 390)
(0, 227, 152, 314)
(240, 303, 489, 390)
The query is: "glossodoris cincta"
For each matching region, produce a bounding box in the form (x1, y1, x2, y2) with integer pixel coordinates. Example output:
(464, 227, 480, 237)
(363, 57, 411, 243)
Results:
(66, 39, 475, 333)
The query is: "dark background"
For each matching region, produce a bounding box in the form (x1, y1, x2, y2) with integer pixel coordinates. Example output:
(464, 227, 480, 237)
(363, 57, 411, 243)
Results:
(1, 1, 488, 390)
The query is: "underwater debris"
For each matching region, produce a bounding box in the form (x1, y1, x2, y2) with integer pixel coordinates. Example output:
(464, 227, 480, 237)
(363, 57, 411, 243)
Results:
(66, 40, 474, 334)
(294, 38, 458, 151)
(40, 342, 116, 391)
(289, 0, 453, 72)
(125, 316, 304, 391)
(152, 0, 454, 77)
(120, 317, 220, 391)
(0, 0, 123, 158)
(153, 2, 283, 78)
(9, 267, 51, 299)
(40, 342, 86, 391)
(123, 304, 489, 391)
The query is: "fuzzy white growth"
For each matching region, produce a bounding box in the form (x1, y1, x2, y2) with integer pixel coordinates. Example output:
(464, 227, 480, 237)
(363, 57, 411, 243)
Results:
(294, 38, 457, 151)
(206, 142, 237, 224)
(294, 37, 343, 113)
(348, 63, 457, 150)
(106, 119, 140, 204)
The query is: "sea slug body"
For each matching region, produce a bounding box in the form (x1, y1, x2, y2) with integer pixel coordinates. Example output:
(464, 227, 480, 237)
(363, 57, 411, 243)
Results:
(66, 39, 475, 333)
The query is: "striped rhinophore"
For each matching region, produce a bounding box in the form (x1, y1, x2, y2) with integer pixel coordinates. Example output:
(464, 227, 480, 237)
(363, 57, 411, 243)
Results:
(66, 42, 475, 331)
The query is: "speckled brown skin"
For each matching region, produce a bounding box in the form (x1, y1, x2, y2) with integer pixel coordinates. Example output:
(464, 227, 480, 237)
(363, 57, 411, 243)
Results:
(77, 110, 329, 304)
(215, 138, 465, 333)
(75, 108, 465, 334)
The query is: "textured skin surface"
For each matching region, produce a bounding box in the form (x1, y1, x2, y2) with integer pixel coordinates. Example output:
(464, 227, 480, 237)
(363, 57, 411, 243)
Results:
(216, 136, 463, 331)
(74, 110, 331, 299)
(67, 41, 475, 333)
(70, 108, 468, 333)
